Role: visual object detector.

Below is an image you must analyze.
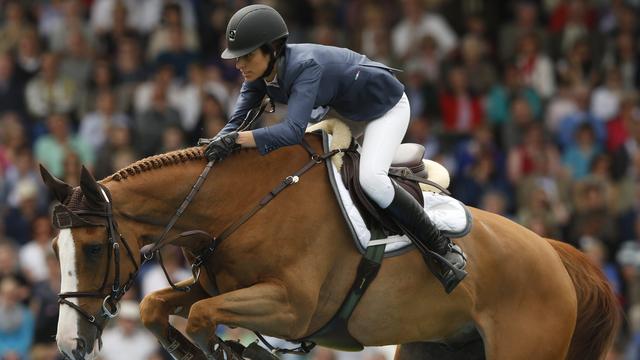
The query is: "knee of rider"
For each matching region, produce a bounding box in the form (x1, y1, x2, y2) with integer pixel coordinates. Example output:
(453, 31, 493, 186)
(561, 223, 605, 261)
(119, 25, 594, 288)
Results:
(359, 168, 388, 196)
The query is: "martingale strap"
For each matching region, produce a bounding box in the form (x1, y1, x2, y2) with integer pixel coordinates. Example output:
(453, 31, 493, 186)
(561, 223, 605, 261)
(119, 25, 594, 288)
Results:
(152, 139, 351, 294)
(213, 141, 347, 249)
(151, 96, 276, 292)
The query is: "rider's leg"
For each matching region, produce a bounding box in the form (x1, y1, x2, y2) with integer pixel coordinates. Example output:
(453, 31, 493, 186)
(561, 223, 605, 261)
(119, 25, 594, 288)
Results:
(358, 93, 467, 292)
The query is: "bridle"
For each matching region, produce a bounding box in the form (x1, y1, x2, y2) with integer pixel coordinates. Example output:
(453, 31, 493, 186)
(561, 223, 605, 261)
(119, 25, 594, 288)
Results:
(53, 185, 140, 339)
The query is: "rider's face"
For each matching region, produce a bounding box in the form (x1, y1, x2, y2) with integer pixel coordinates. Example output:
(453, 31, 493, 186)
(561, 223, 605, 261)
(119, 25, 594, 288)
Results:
(235, 49, 270, 82)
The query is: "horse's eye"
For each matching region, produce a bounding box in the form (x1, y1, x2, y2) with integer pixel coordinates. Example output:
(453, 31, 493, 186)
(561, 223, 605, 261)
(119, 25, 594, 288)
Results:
(84, 244, 103, 257)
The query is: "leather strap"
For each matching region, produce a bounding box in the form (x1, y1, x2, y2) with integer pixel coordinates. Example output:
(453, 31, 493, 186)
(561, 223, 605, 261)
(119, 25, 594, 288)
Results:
(145, 161, 215, 256)
(292, 243, 385, 351)
(152, 138, 349, 293)
(214, 140, 344, 251)
(389, 168, 451, 196)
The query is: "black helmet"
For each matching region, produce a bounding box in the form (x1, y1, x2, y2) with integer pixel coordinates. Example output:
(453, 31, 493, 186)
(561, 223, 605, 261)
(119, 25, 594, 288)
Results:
(221, 5, 289, 59)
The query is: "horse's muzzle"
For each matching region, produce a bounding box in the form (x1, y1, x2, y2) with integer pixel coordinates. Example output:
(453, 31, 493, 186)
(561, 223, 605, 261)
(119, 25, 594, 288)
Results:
(58, 337, 97, 360)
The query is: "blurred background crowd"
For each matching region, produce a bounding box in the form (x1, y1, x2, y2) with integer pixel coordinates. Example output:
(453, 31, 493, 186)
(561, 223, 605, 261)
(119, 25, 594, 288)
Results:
(0, 0, 639, 359)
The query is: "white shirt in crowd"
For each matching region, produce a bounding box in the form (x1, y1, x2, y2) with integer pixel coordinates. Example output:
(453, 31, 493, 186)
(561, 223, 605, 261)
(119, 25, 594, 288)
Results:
(91, 0, 196, 35)
(19, 242, 49, 282)
(79, 112, 130, 153)
(100, 326, 159, 360)
(391, 13, 458, 59)
(518, 55, 555, 99)
(590, 86, 621, 122)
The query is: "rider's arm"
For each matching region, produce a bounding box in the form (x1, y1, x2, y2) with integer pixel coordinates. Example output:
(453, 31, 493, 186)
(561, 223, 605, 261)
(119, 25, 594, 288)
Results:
(218, 80, 267, 137)
(251, 60, 323, 155)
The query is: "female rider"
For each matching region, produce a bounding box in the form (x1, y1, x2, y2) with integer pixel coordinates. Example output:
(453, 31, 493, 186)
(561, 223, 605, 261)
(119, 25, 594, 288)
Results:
(204, 4, 466, 292)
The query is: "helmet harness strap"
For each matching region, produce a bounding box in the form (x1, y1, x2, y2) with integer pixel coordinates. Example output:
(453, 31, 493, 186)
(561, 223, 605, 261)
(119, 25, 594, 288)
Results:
(260, 41, 285, 79)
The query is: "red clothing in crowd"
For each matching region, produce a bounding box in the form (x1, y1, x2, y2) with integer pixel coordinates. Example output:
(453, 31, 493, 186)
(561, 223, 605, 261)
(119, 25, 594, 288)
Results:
(548, 3, 598, 33)
(606, 116, 630, 152)
(438, 92, 484, 133)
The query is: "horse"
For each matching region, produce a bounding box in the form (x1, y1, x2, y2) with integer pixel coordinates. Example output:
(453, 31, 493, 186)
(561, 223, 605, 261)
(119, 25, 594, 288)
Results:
(41, 133, 619, 360)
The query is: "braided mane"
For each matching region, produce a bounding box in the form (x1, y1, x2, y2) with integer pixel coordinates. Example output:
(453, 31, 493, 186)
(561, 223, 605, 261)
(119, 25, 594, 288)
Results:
(109, 147, 205, 181)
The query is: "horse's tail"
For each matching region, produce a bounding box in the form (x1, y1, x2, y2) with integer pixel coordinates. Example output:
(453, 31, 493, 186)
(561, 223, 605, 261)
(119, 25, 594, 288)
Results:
(547, 239, 620, 360)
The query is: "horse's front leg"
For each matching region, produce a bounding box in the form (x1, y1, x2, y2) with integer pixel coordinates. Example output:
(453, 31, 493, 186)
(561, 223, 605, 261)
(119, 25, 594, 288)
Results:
(186, 281, 308, 359)
(139, 279, 210, 360)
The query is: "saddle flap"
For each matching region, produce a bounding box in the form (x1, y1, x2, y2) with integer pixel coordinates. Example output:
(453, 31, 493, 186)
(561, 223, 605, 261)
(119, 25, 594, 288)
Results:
(339, 144, 424, 234)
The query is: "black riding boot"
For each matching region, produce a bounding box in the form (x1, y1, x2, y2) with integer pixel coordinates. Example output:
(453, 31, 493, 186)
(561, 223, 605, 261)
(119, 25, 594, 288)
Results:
(385, 182, 467, 293)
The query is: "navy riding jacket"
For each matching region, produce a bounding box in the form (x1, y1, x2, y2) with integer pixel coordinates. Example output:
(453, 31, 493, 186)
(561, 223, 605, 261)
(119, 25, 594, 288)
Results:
(219, 43, 405, 154)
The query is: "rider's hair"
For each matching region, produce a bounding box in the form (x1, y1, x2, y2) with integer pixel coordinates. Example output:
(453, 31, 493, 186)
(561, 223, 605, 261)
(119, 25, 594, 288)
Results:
(259, 38, 287, 59)
(258, 37, 287, 78)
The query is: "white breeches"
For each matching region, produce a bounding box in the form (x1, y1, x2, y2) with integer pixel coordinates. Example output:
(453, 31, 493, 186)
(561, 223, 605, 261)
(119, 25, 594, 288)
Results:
(359, 93, 411, 208)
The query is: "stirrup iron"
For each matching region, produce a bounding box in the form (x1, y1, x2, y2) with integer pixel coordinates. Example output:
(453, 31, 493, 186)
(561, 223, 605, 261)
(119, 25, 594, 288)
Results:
(424, 247, 467, 294)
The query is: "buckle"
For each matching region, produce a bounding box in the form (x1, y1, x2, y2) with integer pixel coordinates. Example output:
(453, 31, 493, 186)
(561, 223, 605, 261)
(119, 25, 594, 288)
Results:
(285, 176, 299, 185)
(102, 295, 120, 318)
(197, 138, 213, 146)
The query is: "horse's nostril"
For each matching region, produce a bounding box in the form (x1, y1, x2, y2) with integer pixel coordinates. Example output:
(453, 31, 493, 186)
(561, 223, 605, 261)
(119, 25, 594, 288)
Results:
(72, 348, 85, 360)
(75, 337, 87, 352)
(72, 338, 87, 360)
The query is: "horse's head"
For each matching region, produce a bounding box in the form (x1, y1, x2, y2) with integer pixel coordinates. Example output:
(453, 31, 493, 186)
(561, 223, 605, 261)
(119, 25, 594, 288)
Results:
(40, 165, 140, 360)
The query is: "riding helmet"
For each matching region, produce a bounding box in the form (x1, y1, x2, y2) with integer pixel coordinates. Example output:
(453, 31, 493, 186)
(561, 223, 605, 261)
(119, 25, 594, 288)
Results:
(221, 4, 289, 59)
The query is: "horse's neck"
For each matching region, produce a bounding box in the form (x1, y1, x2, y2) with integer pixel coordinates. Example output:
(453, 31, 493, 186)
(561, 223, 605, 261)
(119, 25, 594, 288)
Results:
(104, 142, 325, 250)
(106, 140, 360, 299)
(104, 161, 206, 249)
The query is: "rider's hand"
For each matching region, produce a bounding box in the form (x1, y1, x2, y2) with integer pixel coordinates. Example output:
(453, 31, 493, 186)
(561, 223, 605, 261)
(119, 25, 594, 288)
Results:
(204, 132, 239, 162)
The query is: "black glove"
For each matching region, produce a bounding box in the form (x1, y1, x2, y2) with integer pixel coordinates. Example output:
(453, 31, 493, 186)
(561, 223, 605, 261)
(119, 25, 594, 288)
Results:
(204, 132, 239, 162)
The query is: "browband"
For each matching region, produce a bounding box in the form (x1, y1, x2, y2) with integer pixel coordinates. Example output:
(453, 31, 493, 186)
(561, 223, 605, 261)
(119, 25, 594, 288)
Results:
(52, 204, 103, 229)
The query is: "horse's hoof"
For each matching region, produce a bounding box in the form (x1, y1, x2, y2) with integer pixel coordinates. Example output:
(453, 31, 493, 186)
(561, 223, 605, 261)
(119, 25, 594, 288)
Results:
(224, 340, 247, 356)
(209, 338, 244, 360)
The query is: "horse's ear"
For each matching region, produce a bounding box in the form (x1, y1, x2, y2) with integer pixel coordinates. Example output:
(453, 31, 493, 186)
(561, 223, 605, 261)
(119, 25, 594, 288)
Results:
(80, 166, 105, 207)
(39, 164, 73, 203)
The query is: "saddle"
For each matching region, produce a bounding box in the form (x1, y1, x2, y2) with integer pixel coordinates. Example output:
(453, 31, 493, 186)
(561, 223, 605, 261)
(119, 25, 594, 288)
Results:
(339, 140, 438, 236)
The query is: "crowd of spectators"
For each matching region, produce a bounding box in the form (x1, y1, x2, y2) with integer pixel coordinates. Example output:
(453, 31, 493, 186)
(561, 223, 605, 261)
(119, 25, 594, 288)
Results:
(1, 0, 639, 359)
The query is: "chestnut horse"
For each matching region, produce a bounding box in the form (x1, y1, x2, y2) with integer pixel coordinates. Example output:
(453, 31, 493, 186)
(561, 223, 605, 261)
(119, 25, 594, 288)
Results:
(42, 134, 618, 360)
